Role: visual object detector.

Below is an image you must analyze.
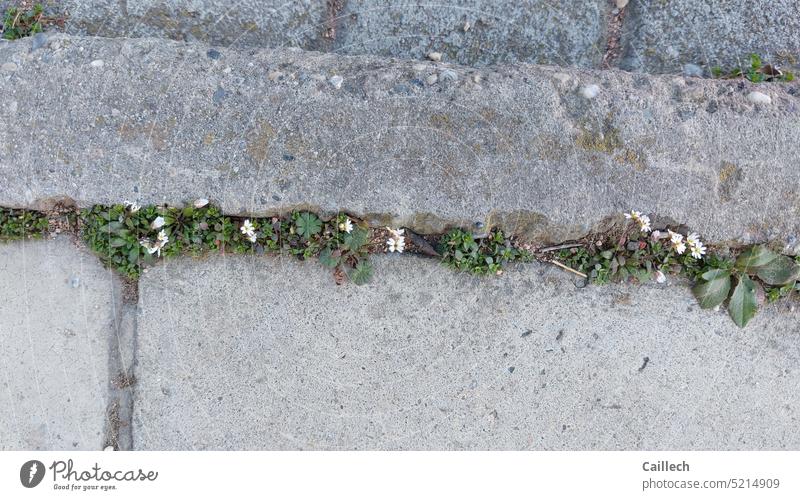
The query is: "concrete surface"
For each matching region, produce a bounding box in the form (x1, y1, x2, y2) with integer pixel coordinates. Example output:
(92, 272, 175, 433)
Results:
(57, 0, 608, 68)
(1, 35, 799, 251)
(621, 0, 800, 74)
(133, 255, 800, 450)
(0, 237, 122, 450)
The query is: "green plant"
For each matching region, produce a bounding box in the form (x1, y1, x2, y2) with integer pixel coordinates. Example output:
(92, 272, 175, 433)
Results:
(0, 207, 49, 241)
(318, 214, 373, 284)
(711, 53, 794, 83)
(693, 246, 800, 326)
(439, 228, 529, 275)
(2, 4, 43, 40)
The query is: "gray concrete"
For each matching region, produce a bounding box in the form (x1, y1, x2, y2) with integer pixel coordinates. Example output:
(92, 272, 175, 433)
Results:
(133, 255, 800, 450)
(1, 35, 800, 251)
(621, 0, 800, 74)
(57, 0, 608, 68)
(0, 237, 122, 450)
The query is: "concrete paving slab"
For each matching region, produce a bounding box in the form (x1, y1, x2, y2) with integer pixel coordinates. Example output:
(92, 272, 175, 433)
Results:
(133, 255, 800, 450)
(1, 36, 799, 251)
(0, 237, 121, 450)
(621, 0, 800, 74)
(57, 0, 609, 68)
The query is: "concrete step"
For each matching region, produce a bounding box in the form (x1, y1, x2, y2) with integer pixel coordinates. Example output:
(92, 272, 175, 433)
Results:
(132, 254, 800, 450)
(1, 35, 799, 251)
(50, 0, 800, 74)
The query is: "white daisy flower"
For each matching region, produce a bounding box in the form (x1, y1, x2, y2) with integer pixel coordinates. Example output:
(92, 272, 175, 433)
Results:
(139, 239, 155, 254)
(655, 270, 667, 284)
(638, 215, 652, 233)
(156, 229, 168, 244)
(690, 241, 706, 259)
(247, 232, 257, 243)
(124, 201, 141, 213)
(668, 230, 683, 244)
(651, 230, 662, 240)
(387, 227, 405, 238)
(240, 219, 256, 236)
(339, 218, 353, 233)
(686, 232, 701, 246)
(151, 216, 166, 229)
(673, 241, 686, 255)
(624, 210, 642, 221)
(386, 236, 406, 253)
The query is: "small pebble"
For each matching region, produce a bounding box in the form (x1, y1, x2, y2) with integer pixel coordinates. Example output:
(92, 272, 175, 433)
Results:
(472, 74, 482, 84)
(439, 69, 458, 82)
(425, 74, 438, 85)
(1, 62, 18, 72)
(747, 91, 771, 105)
(329, 75, 343, 89)
(615, 0, 629, 7)
(580, 84, 600, 99)
(69, 276, 80, 288)
(206, 49, 221, 59)
(463, 21, 471, 32)
(427, 51, 442, 62)
(552, 72, 570, 84)
(90, 59, 105, 68)
(655, 270, 667, 284)
(193, 198, 209, 208)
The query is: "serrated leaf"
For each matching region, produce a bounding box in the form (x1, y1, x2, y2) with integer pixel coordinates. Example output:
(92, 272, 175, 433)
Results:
(294, 212, 322, 238)
(692, 274, 731, 309)
(728, 275, 759, 327)
(754, 255, 800, 285)
(318, 248, 341, 268)
(735, 245, 777, 272)
(347, 260, 373, 285)
(701, 268, 730, 281)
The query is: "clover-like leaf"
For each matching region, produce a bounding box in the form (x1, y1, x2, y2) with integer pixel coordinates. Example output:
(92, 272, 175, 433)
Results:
(343, 227, 369, 252)
(754, 255, 800, 285)
(728, 274, 759, 327)
(347, 260, 373, 285)
(318, 247, 341, 269)
(294, 212, 322, 238)
(735, 245, 777, 273)
(692, 272, 731, 309)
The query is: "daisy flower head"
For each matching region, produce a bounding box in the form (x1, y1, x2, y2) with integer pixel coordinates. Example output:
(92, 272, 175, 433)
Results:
(124, 201, 141, 213)
(668, 230, 683, 244)
(386, 227, 406, 253)
(240, 219, 255, 235)
(339, 218, 354, 233)
(673, 241, 686, 255)
(637, 215, 652, 233)
(624, 210, 642, 221)
(690, 241, 706, 259)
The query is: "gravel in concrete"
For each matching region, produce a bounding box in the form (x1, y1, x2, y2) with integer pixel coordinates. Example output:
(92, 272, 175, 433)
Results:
(0, 237, 121, 450)
(621, 0, 800, 75)
(133, 255, 800, 450)
(1, 36, 799, 251)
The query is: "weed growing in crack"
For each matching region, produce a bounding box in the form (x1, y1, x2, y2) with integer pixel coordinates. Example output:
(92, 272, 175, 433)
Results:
(0, 207, 49, 241)
(2, 3, 43, 40)
(79, 204, 374, 283)
(439, 228, 532, 275)
(711, 53, 794, 82)
(553, 211, 800, 327)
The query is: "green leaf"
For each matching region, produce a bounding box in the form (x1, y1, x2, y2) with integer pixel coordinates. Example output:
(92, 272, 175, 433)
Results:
(343, 227, 369, 252)
(754, 255, 800, 285)
(735, 246, 777, 272)
(348, 260, 373, 285)
(318, 248, 340, 268)
(692, 273, 731, 309)
(294, 212, 322, 238)
(728, 275, 759, 327)
(110, 238, 128, 248)
(701, 268, 730, 281)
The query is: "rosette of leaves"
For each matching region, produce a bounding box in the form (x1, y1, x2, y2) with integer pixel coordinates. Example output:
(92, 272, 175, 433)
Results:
(693, 246, 800, 327)
(439, 229, 526, 275)
(2, 4, 43, 40)
(318, 214, 373, 285)
(0, 208, 49, 241)
(80, 204, 157, 278)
